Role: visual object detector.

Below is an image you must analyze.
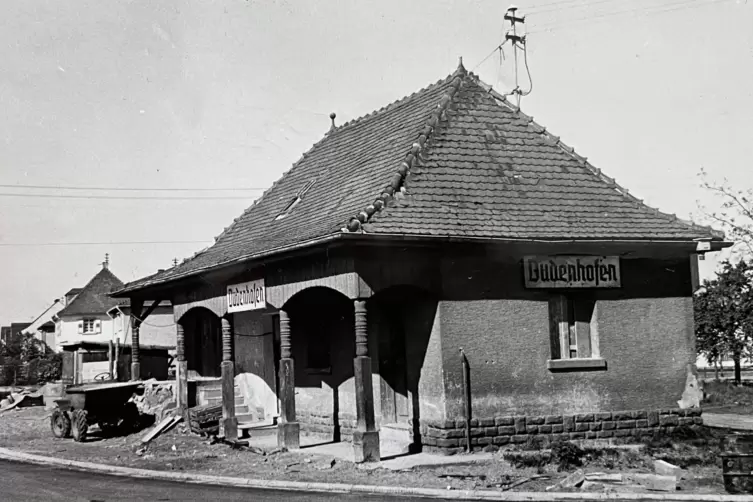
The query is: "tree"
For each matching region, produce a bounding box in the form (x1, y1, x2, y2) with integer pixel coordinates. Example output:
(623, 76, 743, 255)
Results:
(0, 332, 53, 385)
(699, 168, 753, 261)
(694, 260, 753, 384)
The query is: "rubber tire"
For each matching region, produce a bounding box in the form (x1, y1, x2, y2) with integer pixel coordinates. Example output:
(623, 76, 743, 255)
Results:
(50, 409, 71, 439)
(71, 410, 89, 443)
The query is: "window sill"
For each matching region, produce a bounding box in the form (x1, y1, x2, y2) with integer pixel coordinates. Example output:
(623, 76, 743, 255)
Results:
(547, 358, 607, 372)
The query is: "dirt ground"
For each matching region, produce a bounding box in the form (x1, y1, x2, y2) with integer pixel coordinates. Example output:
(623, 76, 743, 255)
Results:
(0, 406, 730, 495)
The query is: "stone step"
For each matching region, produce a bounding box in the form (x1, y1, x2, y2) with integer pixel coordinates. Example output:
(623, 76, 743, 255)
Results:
(380, 423, 412, 444)
(235, 396, 245, 405)
(199, 386, 241, 397)
(236, 404, 250, 414)
(200, 388, 222, 399)
(236, 413, 257, 423)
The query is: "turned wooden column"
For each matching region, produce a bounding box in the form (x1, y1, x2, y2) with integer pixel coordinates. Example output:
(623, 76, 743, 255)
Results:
(175, 321, 188, 417)
(130, 299, 143, 381)
(277, 309, 300, 449)
(353, 299, 379, 462)
(220, 316, 238, 440)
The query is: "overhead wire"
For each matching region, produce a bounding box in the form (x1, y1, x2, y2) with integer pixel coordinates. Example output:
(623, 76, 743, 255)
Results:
(0, 240, 211, 247)
(471, 39, 510, 72)
(0, 183, 266, 191)
(529, 0, 734, 33)
(527, 0, 632, 16)
(519, 42, 534, 97)
(0, 192, 255, 200)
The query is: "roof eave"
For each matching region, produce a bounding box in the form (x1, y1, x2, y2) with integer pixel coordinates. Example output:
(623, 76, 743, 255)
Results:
(111, 232, 345, 297)
(341, 231, 732, 249)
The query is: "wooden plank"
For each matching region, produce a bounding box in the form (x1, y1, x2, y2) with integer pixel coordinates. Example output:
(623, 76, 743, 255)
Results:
(141, 416, 175, 444)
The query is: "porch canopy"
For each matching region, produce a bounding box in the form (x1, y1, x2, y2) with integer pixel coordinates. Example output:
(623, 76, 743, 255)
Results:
(111, 62, 728, 459)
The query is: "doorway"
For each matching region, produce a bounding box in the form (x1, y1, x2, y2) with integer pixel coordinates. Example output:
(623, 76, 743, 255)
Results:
(379, 311, 410, 425)
(183, 308, 222, 378)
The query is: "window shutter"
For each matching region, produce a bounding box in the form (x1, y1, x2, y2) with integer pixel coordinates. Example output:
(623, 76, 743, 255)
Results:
(94, 320, 102, 334)
(77, 321, 84, 334)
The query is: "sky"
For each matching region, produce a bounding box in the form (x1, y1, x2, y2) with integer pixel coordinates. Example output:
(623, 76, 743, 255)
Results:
(1, 0, 751, 326)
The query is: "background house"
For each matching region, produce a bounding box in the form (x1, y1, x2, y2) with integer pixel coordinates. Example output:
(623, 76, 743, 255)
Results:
(55, 262, 175, 384)
(21, 288, 82, 352)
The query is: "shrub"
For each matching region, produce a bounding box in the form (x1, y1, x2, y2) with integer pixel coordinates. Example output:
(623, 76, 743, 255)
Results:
(28, 354, 62, 384)
(551, 440, 585, 471)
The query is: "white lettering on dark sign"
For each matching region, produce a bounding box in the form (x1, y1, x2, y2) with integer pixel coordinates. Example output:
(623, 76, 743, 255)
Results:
(226, 279, 266, 313)
(523, 256, 621, 289)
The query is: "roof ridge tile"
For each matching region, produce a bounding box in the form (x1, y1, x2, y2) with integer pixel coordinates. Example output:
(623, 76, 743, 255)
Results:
(343, 64, 468, 233)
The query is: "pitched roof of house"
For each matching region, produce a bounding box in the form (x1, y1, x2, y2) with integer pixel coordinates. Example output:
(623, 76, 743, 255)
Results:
(58, 267, 124, 317)
(115, 63, 723, 295)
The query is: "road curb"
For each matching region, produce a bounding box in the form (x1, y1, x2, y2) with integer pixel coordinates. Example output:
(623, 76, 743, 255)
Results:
(0, 447, 750, 501)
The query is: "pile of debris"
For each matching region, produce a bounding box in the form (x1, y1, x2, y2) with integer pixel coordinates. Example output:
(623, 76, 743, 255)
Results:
(187, 403, 222, 436)
(546, 459, 686, 493)
(0, 388, 43, 413)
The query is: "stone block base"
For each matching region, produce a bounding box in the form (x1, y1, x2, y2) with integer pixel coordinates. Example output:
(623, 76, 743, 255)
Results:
(278, 421, 300, 450)
(353, 430, 380, 463)
(421, 407, 704, 453)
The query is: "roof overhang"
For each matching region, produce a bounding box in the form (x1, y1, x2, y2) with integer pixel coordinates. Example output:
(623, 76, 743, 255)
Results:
(111, 231, 731, 299)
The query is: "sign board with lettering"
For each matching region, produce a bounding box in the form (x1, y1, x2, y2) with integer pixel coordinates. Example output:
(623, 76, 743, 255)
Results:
(523, 256, 621, 289)
(226, 279, 266, 313)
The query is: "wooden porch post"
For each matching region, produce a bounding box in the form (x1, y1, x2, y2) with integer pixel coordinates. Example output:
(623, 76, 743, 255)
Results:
(175, 322, 189, 418)
(277, 309, 300, 449)
(130, 299, 143, 381)
(353, 299, 380, 462)
(220, 317, 238, 440)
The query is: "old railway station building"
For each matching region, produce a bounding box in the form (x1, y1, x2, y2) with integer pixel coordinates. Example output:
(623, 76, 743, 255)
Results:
(112, 63, 728, 462)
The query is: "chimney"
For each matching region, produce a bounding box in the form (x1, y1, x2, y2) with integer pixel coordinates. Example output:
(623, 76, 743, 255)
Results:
(103, 253, 110, 270)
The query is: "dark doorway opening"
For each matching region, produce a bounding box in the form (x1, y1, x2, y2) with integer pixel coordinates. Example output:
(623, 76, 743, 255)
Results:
(379, 311, 410, 425)
(183, 308, 222, 378)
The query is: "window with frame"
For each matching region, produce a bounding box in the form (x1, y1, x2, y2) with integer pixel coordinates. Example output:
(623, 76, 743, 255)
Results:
(547, 294, 605, 370)
(79, 318, 101, 335)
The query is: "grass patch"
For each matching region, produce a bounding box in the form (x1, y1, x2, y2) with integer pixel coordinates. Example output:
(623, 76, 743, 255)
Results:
(703, 380, 753, 413)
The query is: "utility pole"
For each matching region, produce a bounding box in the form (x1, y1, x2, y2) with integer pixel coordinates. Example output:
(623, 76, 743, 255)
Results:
(504, 5, 526, 108)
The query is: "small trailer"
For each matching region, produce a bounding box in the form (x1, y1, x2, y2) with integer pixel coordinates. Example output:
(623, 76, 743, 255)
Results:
(50, 381, 143, 442)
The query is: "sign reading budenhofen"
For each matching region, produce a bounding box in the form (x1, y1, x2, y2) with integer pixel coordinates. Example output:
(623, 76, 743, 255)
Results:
(226, 279, 266, 313)
(523, 256, 621, 289)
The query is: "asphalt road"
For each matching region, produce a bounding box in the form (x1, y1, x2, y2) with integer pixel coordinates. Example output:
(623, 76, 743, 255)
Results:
(0, 459, 443, 501)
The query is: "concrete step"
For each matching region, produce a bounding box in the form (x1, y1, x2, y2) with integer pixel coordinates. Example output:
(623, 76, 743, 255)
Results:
(380, 423, 412, 444)
(200, 388, 222, 399)
(236, 404, 249, 414)
(234, 396, 245, 405)
(236, 413, 257, 423)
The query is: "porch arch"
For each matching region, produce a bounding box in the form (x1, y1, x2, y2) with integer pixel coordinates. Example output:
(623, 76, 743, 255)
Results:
(180, 306, 223, 378)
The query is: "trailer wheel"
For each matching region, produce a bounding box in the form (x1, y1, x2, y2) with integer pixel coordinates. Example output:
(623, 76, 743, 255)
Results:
(71, 410, 89, 442)
(51, 409, 71, 438)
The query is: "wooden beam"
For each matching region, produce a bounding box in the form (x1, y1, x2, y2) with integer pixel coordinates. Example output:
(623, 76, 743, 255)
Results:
(137, 298, 164, 323)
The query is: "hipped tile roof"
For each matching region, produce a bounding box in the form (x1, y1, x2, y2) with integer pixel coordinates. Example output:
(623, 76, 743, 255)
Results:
(58, 267, 124, 317)
(115, 63, 722, 295)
